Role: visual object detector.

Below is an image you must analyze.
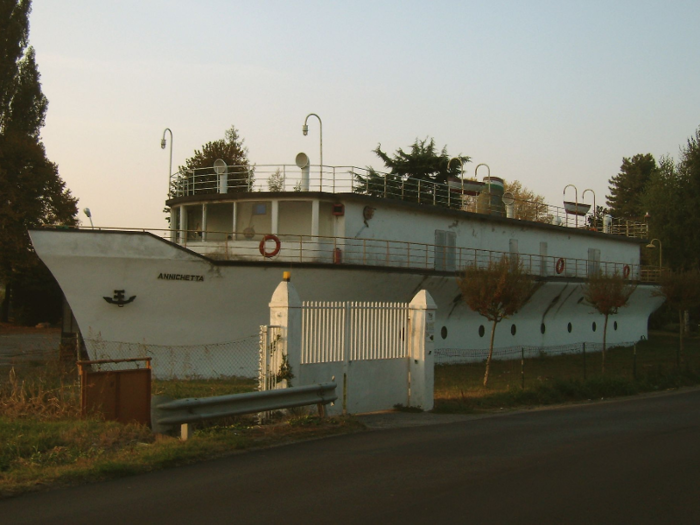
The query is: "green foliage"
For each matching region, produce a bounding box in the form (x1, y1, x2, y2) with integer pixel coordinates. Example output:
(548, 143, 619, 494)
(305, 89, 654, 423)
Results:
(354, 137, 469, 207)
(634, 127, 700, 270)
(433, 333, 700, 413)
(175, 125, 253, 194)
(0, 0, 78, 322)
(606, 153, 657, 220)
(654, 268, 700, 361)
(267, 168, 284, 192)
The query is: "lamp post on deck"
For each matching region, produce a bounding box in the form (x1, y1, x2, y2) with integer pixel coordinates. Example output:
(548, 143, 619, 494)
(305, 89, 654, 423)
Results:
(646, 238, 663, 267)
(161, 128, 173, 198)
(302, 114, 322, 191)
(582, 189, 596, 230)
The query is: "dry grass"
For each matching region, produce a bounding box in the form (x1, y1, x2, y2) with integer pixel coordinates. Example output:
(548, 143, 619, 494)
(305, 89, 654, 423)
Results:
(0, 361, 361, 499)
(433, 331, 700, 412)
(0, 362, 80, 420)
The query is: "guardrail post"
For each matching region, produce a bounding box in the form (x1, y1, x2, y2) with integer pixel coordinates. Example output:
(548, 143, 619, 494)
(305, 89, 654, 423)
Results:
(408, 290, 437, 410)
(269, 272, 302, 388)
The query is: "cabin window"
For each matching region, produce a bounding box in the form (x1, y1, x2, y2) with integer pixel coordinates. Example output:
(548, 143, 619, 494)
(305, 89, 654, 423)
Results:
(588, 248, 601, 276)
(236, 201, 272, 240)
(434, 230, 456, 271)
(278, 201, 312, 236)
(186, 206, 203, 240)
(205, 203, 234, 241)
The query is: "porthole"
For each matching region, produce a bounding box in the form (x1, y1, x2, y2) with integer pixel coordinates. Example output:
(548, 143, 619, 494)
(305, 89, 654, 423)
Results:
(511, 324, 517, 336)
(614, 321, 618, 331)
(540, 323, 546, 334)
(479, 325, 485, 337)
(567, 322, 572, 333)
(592, 322, 597, 332)
(441, 326, 448, 340)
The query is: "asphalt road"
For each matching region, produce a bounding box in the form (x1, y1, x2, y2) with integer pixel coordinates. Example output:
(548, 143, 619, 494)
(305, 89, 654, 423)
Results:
(3, 389, 700, 524)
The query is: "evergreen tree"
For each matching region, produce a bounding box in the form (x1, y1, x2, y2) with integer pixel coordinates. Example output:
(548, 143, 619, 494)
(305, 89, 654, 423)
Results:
(1, 0, 78, 323)
(355, 137, 469, 208)
(640, 130, 700, 270)
(606, 153, 657, 219)
(175, 125, 253, 194)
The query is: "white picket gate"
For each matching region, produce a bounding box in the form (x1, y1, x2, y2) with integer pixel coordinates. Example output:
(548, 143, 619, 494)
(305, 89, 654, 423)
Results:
(301, 301, 410, 364)
(259, 277, 435, 415)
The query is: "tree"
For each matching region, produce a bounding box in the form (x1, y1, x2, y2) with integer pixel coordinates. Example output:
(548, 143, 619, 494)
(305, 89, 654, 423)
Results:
(175, 125, 253, 194)
(606, 153, 657, 220)
(582, 273, 635, 373)
(355, 137, 469, 208)
(654, 268, 700, 366)
(503, 180, 551, 223)
(267, 168, 284, 192)
(1, 0, 78, 322)
(458, 257, 537, 386)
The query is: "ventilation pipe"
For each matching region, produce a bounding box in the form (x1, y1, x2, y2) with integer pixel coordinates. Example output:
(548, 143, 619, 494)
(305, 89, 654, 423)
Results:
(295, 152, 310, 191)
(603, 214, 613, 234)
(214, 159, 228, 194)
(502, 192, 515, 219)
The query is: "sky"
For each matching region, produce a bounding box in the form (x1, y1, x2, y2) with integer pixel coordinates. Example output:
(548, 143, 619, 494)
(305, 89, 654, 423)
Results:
(27, 0, 700, 229)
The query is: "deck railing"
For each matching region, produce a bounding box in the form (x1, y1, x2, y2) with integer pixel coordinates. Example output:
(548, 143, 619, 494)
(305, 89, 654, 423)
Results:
(77, 226, 662, 283)
(168, 164, 648, 238)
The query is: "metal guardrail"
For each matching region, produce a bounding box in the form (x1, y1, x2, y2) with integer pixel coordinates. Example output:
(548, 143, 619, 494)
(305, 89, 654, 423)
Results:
(151, 382, 338, 440)
(168, 163, 648, 237)
(64, 226, 663, 283)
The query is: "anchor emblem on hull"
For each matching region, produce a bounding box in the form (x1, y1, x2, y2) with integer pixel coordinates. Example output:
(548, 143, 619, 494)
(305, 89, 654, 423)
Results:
(103, 289, 136, 307)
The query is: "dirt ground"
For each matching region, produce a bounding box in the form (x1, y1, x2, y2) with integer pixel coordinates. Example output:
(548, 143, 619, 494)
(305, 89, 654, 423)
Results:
(0, 323, 61, 366)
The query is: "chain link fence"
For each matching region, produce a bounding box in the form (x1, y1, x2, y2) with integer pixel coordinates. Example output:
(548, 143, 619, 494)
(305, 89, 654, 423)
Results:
(435, 339, 700, 390)
(84, 336, 260, 381)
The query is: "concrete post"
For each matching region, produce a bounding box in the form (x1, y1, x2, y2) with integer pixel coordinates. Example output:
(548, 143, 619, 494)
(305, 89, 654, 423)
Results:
(269, 272, 302, 388)
(408, 290, 436, 410)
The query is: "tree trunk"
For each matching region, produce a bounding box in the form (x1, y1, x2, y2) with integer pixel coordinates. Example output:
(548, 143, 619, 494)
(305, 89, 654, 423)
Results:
(602, 315, 608, 374)
(678, 309, 684, 368)
(483, 320, 498, 387)
(0, 281, 10, 323)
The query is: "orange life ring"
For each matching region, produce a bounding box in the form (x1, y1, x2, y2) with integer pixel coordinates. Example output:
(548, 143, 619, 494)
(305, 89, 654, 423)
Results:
(259, 234, 281, 258)
(555, 258, 565, 274)
(623, 265, 630, 279)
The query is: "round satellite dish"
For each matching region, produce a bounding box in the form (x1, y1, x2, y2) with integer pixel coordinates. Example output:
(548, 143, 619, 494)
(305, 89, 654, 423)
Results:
(213, 159, 228, 175)
(502, 192, 515, 206)
(295, 152, 309, 168)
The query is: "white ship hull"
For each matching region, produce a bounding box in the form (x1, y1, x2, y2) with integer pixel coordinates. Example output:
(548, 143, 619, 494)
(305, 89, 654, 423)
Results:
(30, 229, 663, 371)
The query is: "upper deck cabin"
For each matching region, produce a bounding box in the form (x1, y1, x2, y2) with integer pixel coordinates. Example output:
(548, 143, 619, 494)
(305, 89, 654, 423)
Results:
(164, 163, 658, 282)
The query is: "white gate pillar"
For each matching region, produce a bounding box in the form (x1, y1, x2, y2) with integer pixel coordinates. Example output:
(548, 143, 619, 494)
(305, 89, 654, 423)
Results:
(269, 272, 302, 388)
(408, 290, 436, 410)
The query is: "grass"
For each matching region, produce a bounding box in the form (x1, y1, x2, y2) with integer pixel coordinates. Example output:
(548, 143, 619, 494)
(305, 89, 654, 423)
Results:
(2, 329, 699, 498)
(0, 362, 360, 499)
(433, 330, 700, 412)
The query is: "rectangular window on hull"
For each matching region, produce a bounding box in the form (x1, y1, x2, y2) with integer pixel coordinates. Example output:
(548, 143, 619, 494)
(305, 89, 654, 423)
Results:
(435, 230, 456, 271)
(588, 248, 601, 276)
